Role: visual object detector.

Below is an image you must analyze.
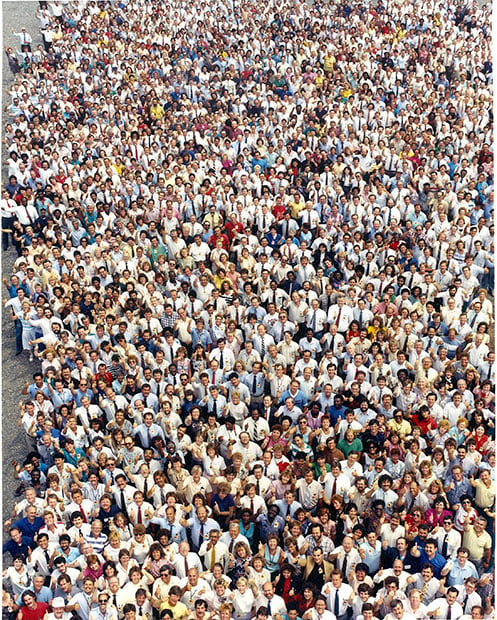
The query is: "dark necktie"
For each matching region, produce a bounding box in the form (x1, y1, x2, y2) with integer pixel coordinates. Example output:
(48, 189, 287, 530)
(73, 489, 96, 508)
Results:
(219, 351, 224, 369)
(143, 478, 148, 499)
(252, 374, 257, 393)
(447, 605, 452, 620)
(113, 595, 118, 609)
(212, 399, 217, 415)
(342, 553, 348, 578)
(266, 601, 271, 616)
(120, 490, 128, 516)
(463, 594, 469, 611)
(442, 534, 449, 556)
(334, 590, 340, 616)
(199, 523, 205, 547)
(137, 506, 142, 524)
(44, 549, 51, 567)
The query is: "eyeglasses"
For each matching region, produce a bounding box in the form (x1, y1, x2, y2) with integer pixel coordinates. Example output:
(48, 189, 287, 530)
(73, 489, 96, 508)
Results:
(99, 600, 109, 604)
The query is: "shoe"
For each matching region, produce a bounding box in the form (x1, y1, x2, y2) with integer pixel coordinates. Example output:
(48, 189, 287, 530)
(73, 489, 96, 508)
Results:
(16, 351, 22, 355)
(29, 354, 34, 362)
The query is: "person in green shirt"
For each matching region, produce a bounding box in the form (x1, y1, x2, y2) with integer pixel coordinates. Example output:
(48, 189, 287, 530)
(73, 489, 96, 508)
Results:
(337, 429, 364, 457)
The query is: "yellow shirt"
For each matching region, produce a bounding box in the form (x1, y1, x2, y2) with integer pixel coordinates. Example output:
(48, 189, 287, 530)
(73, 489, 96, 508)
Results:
(462, 527, 492, 560)
(289, 199, 306, 219)
(323, 55, 335, 72)
(474, 479, 495, 509)
(159, 601, 188, 620)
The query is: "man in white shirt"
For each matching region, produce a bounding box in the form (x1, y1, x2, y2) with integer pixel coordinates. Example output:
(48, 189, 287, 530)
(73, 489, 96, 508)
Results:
(321, 571, 353, 620)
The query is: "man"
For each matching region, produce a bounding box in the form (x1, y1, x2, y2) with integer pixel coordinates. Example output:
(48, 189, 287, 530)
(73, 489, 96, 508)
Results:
(171, 541, 203, 579)
(444, 547, 479, 586)
(89, 592, 118, 620)
(198, 529, 229, 571)
(302, 595, 336, 620)
(384, 599, 415, 620)
(425, 587, 463, 619)
(432, 515, 461, 560)
(297, 546, 334, 586)
(462, 517, 492, 571)
(412, 538, 446, 578)
(178, 568, 211, 609)
(406, 564, 439, 605)
(303, 523, 335, 560)
(329, 536, 361, 581)
(17, 590, 49, 620)
(321, 571, 353, 620)
(67, 576, 98, 620)
(255, 582, 287, 617)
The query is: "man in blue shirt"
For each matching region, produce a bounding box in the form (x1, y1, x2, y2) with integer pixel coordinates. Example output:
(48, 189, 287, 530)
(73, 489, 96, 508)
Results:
(444, 548, 479, 586)
(413, 538, 447, 578)
(13, 506, 44, 544)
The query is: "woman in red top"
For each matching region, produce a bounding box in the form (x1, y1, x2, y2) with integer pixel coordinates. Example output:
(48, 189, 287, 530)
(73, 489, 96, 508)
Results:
(411, 406, 438, 437)
(274, 564, 301, 605)
(294, 583, 317, 616)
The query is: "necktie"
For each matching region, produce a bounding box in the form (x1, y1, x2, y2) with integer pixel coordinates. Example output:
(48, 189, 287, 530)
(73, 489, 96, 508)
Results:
(334, 590, 340, 616)
(211, 544, 216, 568)
(359, 310, 363, 327)
(143, 478, 148, 499)
(470, 314, 477, 327)
(199, 523, 205, 547)
(137, 506, 142, 524)
(44, 549, 51, 568)
(261, 337, 266, 358)
(256, 480, 261, 495)
(447, 605, 452, 620)
(366, 263, 370, 276)
(121, 490, 128, 516)
(250, 499, 255, 514)
(266, 601, 271, 616)
(140, 354, 145, 369)
(462, 594, 469, 610)
(342, 553, 348, 578)
(80, 506, 87, 523)
(219, 351, 224, 369)
(235, 307, 240, 324)
(330, 335, 335, 352)
(113, 595, 117, 609)
(332, 477, 337, 496)
(169, 345, 174, 362)
(335, 308, 342, 329)
(442, 534, 449, 556)
(252, 375, 257, 393)
(378, 282, 383, 298)
(147, 427, 152, 446)
(212, 399, 217, 415)
(312, 311, 317, 331)
(184, 556, 189, 575)
(420, 581, 429, 601)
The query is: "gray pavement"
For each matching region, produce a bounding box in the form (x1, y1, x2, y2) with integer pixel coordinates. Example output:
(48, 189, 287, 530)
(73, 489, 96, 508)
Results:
(2, 2, 41, 527)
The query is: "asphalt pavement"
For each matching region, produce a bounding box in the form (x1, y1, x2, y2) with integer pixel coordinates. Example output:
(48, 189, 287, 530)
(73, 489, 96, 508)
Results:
(2, 2, 42, 531)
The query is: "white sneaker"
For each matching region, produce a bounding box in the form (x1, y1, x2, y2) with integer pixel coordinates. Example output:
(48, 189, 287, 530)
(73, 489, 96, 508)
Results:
(29, 353, 34, 362)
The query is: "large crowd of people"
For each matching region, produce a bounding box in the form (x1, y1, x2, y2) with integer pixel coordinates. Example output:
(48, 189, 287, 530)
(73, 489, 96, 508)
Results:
(1, 1, 495, 620)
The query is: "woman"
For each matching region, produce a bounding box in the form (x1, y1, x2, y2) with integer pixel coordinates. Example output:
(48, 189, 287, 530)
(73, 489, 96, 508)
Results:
(259, 533, 284, 579)
(416, 460, 436, 492)
(294, 583, 317, 617)
(274, 564, 301, 605)
(228, 541, 252, 583)
(110, 511, 133, 542)
(246, 555, 271, 591)
(2, 555, 34, 597)
(230, 576, 256, 620)
(142, 542, 169, 578)
(425, 496, 452, 528)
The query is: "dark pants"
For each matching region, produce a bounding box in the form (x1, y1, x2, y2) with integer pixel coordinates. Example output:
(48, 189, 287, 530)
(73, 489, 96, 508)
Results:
(15, 319, 23, 354)
(2, 216, 14, 250)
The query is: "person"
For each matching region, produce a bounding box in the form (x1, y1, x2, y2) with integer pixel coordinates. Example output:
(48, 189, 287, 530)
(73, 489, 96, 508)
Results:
(1, 2, 495, 620)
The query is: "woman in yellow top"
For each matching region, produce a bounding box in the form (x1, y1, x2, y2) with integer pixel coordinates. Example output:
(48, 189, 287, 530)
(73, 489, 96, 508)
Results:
(150, 101, 165, 120)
